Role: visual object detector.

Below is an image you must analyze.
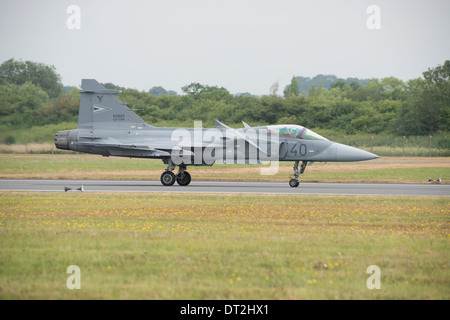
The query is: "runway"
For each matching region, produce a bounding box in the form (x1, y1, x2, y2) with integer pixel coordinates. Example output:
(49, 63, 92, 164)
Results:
(0, 179, 448, 196)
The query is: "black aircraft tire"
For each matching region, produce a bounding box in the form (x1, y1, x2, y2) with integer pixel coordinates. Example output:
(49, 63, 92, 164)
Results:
(176, 171, 191, 186)
(289, 179, 300, 188)
(161, 171, 176, 186)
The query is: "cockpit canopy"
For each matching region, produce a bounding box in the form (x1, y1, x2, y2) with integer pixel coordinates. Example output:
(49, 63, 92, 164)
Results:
(266, 125, 328, 141)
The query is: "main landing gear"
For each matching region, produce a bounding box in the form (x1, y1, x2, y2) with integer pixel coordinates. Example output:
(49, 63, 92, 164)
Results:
(289, 160, 308, 188)
(160, 161, 192, 186)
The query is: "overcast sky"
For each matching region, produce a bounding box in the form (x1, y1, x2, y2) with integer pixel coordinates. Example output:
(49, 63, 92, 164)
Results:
(0, 0, 449, 95)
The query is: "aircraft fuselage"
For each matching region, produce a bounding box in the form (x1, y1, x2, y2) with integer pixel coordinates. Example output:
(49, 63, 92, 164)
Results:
(55, 126, 377, 164)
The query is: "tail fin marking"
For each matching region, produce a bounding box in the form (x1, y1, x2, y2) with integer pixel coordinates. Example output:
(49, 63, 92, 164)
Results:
(78, 79, 148, 129)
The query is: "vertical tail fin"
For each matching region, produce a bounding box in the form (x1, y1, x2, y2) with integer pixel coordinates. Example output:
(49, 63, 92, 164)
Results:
(78, 79, 148, 129)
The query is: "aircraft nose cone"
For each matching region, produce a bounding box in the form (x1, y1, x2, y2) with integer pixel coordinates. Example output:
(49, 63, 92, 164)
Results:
(335, 143, 379, 162)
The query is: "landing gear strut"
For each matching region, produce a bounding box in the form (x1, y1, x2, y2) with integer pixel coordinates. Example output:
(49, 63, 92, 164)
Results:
(289, 160, 308, 188)
(160, 160, 192, 186)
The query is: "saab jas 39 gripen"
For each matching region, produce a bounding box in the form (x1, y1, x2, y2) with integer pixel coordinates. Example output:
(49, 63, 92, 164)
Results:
(55, 79, 378, 187)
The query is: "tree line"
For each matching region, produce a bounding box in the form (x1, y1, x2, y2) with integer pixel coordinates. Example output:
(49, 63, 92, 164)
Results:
(0, 58, 448, 141)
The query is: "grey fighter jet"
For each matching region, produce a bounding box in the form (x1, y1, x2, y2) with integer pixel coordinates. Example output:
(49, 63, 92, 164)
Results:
(55, 79, 378, 187)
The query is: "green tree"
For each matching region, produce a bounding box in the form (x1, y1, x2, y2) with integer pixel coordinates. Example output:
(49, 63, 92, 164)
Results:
(37, 94, 79, 125)
(182, 83, 205, 97)
(330, 79, 347, 90)
(0, 59, 63, 98)
(269, 81, 279, 97)
(182, 83, 232, 102)
(149, 86, 176, 96)
(283, 75, 299, 98)
(423, 60, 450, 132)
(394, 61, 449, 135)
(0, 82, 49, 127)
(379, 77, 406, 100)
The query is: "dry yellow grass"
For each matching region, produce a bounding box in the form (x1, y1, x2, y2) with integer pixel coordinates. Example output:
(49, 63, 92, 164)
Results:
(0, 143, 56, 154)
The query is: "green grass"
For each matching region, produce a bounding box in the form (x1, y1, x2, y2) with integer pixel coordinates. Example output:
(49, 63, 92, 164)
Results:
(304, 167, 448, 183)
(0, 192, 448, 299)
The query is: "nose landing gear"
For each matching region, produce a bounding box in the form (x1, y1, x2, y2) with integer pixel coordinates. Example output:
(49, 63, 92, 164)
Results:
(289, 160, 308, 188)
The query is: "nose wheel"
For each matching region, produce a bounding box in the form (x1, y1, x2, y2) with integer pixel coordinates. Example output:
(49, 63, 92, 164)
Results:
(289, 160, 308, 188)
(289, 179, 300, 188)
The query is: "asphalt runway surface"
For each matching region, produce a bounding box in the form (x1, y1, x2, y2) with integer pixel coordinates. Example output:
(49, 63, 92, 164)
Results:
(0, 179, 448, 196)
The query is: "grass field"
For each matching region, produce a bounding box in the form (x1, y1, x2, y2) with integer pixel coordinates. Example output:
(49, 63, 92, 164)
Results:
(0, 154, 449, 184)
(0, 192, 448, 299)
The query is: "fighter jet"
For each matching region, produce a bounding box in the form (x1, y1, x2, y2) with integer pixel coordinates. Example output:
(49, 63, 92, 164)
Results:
(55, 79, 378, 187)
